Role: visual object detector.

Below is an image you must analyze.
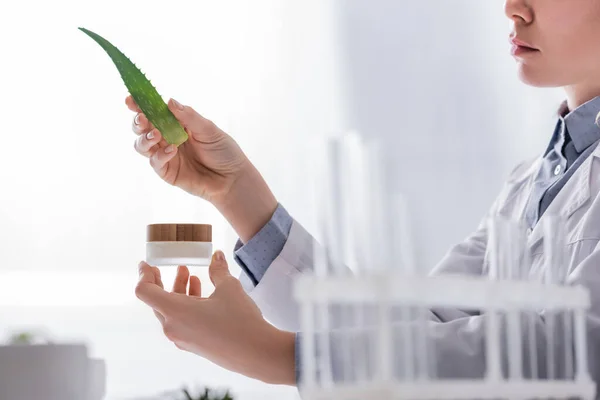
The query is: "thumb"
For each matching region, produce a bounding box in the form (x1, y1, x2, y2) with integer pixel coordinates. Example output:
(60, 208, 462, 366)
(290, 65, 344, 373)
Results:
(209, 250, 232, 287)
(135, 262, 175, 315)
(168, 98, 222, 143)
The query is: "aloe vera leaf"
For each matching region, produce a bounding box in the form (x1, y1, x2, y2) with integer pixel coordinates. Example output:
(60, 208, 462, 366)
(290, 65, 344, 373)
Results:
(78, 27, 188, 146)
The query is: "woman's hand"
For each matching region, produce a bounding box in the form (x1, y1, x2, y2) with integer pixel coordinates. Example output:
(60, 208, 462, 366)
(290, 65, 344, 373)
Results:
(135, 252, 296, 385)
(126, 96, 278, 243)
(127, 96, 246, 203)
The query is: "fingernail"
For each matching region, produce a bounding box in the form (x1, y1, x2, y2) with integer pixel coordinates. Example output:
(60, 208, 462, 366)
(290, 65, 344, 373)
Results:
(165, 145, 175, 154)
(134, 114, 140, 125)
(171, 98, 184, 111)
(214, 250, 225, 261)
(147, 130, 155, 140)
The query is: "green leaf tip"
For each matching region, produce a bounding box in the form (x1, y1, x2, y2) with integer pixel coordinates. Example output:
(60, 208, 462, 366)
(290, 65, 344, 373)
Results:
(78, 27, 189, 146)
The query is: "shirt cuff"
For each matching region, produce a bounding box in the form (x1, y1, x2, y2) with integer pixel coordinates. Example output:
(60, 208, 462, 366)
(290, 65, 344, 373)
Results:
(233, 203, 293, 286)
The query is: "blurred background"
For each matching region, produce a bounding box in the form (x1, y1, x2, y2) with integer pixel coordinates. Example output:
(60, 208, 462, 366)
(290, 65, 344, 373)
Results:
(0, 0, 565, 398)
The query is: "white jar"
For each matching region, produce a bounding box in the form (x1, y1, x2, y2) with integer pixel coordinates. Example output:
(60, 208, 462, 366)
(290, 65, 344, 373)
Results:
(146, 224, 212, 266)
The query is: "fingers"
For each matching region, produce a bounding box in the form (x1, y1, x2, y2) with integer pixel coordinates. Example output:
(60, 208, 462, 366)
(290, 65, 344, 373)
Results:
(173, 265, 201, 297)
(138, 262, 157, 285)
(150, 267, 165, 323)
(189, 275, 201, 297)
(128, 94, 161, 152)
(128, 95, 167, 160)
(125, 95, 141, 112)
(127, 95, 180, 179)
(135, 262, 177, 316)
(167, 98, 221, 143)
(149, 144, 178, 177)
(134, 128, 163, 157)
(208, 251, 232, 287)
(132, 112, 154, 136)
(151, 266, 164, 289)
(128, 96, 151, 137)
(172, 266, 190, 294)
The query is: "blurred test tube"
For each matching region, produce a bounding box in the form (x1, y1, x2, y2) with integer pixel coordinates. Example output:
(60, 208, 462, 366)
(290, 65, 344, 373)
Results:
(317, 132, 381, 384)
(542, 215, 573, 381)
(488, 216, 528, 281)
(390, 193, 417, 381)
(362, 138, 397, 381)
(310, 134, 343, 385)
(339, 133, 371, 383)
(487, 216, 528, 381)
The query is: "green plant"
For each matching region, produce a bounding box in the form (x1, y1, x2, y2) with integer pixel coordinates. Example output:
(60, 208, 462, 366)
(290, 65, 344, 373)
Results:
(78, 27, 189, 146)
(6, 329, 51, 345)
(179, 386, 233, 400)
(8, 332, 35, 345)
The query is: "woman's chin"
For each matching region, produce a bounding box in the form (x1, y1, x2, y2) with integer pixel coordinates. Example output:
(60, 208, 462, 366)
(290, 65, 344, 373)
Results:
(516, 65, 563, 88)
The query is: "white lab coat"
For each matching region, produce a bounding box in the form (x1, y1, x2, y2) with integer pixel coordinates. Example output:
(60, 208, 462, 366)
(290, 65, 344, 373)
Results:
(239, 142, 600, 382)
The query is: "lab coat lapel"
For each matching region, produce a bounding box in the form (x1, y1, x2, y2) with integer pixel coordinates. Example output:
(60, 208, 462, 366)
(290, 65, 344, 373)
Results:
(526, 143, 599, 254)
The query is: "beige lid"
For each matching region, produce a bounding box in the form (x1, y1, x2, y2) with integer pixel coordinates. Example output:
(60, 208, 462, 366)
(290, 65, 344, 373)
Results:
(147, 224, 212, 242)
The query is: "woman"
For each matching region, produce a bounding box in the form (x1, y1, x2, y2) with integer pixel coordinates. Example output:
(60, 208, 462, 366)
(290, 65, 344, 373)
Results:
(132, 0, 600, 388)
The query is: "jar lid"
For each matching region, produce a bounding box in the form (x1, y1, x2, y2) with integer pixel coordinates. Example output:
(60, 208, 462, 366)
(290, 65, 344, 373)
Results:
(147, 224, 212, 242)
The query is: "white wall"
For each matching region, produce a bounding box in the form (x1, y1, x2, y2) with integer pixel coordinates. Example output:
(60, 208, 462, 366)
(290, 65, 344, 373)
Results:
(333, 0, 564, 271)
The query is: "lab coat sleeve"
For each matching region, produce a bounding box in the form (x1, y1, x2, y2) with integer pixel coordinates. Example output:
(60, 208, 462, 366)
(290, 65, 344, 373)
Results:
(296, 239, 600, 386)
(427, 158, 536, 321)
(239, 217, 351, 332)
(427, 214, 490, 320)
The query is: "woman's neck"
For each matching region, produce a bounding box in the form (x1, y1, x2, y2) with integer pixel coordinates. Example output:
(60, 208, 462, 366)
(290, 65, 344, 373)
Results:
(563, 81, 600, 111)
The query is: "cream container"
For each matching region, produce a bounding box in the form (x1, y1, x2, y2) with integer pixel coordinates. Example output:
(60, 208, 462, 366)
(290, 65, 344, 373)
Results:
(146, 223, 212, 266)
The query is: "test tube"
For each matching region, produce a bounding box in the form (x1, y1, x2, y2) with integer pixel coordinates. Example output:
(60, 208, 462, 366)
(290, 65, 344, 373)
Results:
(574, 309, 590, 382)
(564, 310, 574, 380)
(516, 236, 539, 381)
(542, 215, 571, 381)
(316, 299, 334, 387)
(342, 134, 399, 382)
(322, 137, 348, 276)
(320, 133, 378, 384)
(339, 133, 371, 383)
(391, 193, 417, 275)
(392, 199, 411, 382)
(339, 132, 371, 274)
(305, 137, 325, 389)
(487, 216, 528, 281)
(487, 216, 528, 381)
(364, 139, 394, 272)
(310, 135, 341, 386)
(527, 311, 539, 380)
(329, 136, 354, 383)
(389, 193, 416, 381)
(362, 139, 397, 381)
(523, 241, 539, 381)
(300, 301, 317, 389)
(509, 221, 528, 381)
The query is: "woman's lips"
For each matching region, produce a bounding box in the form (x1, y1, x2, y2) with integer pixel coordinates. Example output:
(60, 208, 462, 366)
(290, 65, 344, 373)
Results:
(511, 44, 539, 56)
(509, 37, 540, 57)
